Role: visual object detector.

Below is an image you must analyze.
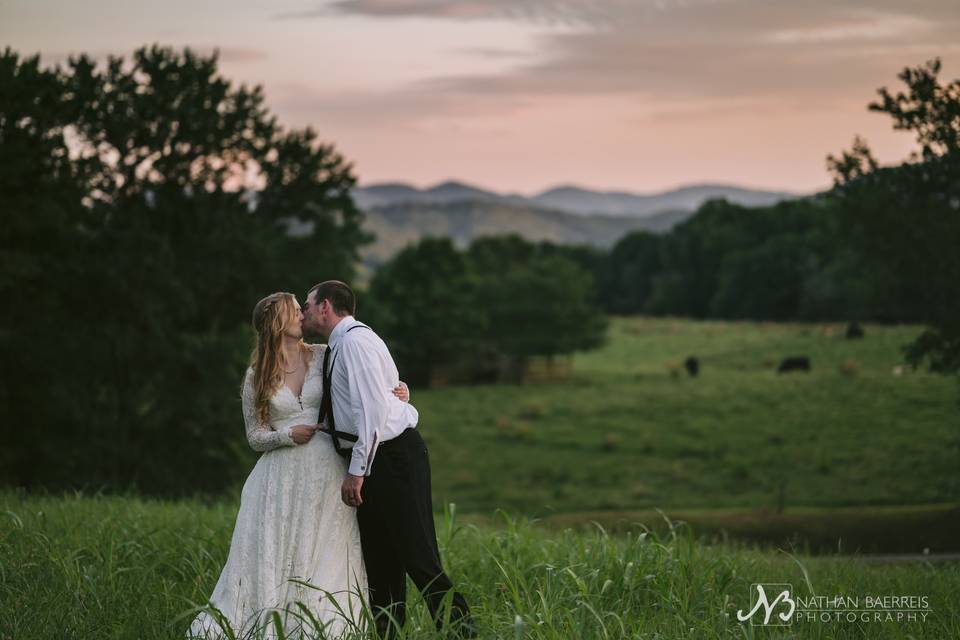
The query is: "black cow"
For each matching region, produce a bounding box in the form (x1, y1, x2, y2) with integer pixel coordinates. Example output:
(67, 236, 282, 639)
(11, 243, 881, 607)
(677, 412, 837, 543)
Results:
(845, 322, 864, 339)
(684, 356, 699, 377)
(777, 356, 811, 373)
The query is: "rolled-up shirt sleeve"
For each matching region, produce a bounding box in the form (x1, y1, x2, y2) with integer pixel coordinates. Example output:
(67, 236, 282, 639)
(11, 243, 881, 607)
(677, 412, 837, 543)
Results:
(341, 340, 391, 476)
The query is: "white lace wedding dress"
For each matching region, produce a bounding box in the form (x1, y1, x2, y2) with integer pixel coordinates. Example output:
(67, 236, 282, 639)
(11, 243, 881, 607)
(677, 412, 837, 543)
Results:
(188, 346, 367, 639)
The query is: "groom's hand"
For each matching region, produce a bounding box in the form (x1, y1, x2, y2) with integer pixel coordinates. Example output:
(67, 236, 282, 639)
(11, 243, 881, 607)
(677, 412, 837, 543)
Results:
(341, 474, 364, 507)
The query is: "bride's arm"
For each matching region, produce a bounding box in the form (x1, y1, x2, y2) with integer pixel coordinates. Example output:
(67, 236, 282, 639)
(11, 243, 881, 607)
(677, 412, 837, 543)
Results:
(242, 370, 297, 452)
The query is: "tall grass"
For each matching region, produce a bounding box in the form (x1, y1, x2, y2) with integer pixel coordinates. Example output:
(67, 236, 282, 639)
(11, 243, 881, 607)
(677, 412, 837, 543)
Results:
(2, 491, 958, 639)
(3, 317, 957, 637)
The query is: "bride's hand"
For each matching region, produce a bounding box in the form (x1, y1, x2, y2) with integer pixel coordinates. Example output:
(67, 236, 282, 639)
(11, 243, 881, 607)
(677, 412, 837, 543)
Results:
(392, 381, 410, 403)
(290, 424, 318, 445)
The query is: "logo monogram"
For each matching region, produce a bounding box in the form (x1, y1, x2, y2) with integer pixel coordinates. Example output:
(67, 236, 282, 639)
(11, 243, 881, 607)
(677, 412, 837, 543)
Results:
(737, 583, 796, 626)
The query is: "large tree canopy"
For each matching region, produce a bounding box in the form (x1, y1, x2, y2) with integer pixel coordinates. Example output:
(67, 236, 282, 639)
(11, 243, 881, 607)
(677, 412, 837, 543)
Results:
(366, 235, 608, 386)
(828, 58, 960, 373)
(0, 46, 369, 494)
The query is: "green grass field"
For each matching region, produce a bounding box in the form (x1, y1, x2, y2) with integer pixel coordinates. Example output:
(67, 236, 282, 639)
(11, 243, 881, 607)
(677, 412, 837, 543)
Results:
(3, 318, 958, 638)
(2, 492, 958, 639)
(415, 317, 959, 518)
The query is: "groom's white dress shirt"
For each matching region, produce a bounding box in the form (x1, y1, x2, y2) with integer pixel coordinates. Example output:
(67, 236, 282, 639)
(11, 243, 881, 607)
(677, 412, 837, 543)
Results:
(325, 315, 419, 476)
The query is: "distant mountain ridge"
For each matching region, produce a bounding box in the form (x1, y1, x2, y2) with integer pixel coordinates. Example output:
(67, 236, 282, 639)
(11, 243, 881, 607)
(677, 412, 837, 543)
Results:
(353, 180, 800, 217)
(353, 180, 804, 269)
(358, 200, 690, 267)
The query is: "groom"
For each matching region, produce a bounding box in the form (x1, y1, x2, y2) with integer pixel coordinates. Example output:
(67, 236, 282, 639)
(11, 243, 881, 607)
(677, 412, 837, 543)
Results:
(301, 280, 475, 639)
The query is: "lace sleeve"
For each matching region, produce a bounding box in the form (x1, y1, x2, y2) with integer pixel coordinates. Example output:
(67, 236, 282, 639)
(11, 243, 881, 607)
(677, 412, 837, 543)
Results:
(242, 370, 296, 452)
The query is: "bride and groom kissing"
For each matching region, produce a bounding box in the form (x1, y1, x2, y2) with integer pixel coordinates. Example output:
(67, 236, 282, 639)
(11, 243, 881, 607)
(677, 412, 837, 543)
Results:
(189, 281, 475, 639)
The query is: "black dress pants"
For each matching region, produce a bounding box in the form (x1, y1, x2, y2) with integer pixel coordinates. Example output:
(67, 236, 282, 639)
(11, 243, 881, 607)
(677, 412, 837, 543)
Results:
(356, 428, 474, 638)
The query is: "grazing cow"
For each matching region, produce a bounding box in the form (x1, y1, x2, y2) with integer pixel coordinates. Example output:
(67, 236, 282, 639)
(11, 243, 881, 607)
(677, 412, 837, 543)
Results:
(777, 356, 811, 373)
(684, 356, 699, 377)
(845, 322, 864, 339)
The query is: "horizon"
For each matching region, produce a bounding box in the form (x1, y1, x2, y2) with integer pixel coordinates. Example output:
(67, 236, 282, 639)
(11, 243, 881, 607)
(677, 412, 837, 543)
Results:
(354, 177, 807, 198)
(3, 0, 958, 193)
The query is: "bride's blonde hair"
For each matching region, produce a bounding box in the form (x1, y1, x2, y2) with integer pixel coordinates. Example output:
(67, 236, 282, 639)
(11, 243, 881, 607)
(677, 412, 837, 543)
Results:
(248, 292, 308, 425)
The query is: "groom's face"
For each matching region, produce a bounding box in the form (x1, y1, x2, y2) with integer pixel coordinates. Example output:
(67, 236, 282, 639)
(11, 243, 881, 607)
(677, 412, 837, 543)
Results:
(302, 290, 330, 339)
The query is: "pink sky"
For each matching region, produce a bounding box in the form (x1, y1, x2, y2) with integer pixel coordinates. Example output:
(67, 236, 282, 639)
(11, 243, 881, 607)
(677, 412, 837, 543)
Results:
(3, 0, 958, 194)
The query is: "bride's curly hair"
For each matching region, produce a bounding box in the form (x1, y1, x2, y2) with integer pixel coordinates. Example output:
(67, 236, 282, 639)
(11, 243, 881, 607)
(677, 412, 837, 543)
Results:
(248, 292, 308, 425)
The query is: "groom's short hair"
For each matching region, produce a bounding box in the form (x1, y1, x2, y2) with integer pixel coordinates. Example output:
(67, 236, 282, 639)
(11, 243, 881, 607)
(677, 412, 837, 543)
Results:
(310, 280, 356, 317)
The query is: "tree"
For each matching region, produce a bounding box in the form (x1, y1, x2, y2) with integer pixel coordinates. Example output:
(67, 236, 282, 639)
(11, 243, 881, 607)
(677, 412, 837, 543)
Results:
(365, 237, 483, 386)
(828, 58, 960, 372)
(367, 235, 608, 386)
(0, 46, 369, 494)
(467, 236, 607, 381)
(598, 231, 663, 314)
(870, 59, 960, 161)
(0, 50, 90, 487)
(644, 199, 757, 318)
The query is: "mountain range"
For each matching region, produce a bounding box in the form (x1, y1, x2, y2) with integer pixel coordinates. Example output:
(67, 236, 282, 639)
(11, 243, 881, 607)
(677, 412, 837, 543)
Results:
(353, 181, 802, 267)
(354, 180, 798, 217)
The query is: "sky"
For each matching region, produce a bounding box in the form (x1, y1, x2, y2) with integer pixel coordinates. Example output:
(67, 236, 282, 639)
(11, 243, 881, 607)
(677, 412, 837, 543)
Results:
(3, 0, 958, 195)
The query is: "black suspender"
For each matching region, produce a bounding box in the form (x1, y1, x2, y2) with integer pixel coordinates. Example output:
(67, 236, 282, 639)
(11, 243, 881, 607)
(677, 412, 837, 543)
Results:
(318, 324, 371, 457)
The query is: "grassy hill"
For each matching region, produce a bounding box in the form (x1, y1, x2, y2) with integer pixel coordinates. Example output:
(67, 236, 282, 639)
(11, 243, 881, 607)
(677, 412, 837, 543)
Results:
(410, 317, 958, 522)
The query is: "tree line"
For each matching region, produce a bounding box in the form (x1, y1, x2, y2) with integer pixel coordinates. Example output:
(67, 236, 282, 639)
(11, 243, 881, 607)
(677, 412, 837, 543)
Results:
(534, 59, 957, 373)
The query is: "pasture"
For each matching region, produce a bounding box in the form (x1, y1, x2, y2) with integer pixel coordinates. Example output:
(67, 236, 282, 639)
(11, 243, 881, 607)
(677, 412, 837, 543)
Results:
(416, 317, 958, 521)
(3, 317, 958, 638)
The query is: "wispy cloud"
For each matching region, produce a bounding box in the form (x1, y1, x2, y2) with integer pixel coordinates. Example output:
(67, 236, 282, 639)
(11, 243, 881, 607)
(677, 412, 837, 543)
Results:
(325, 0, 621, 26)
(762, 14, 933, 45)
(301, 0, 957, 117)
(454, 47, 538, 59)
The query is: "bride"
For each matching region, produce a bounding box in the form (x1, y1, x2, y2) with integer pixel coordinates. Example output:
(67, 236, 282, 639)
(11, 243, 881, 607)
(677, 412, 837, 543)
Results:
(188, 292, 413, 639)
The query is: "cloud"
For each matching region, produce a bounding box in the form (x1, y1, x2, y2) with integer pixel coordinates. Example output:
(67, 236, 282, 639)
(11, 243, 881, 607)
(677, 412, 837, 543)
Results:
(762, 14, 933, 45)
(274, 0, 959, 130)
(454, 47, 539, 59)
(416, 2, 955, 102)
(324, 0, 622, 26)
